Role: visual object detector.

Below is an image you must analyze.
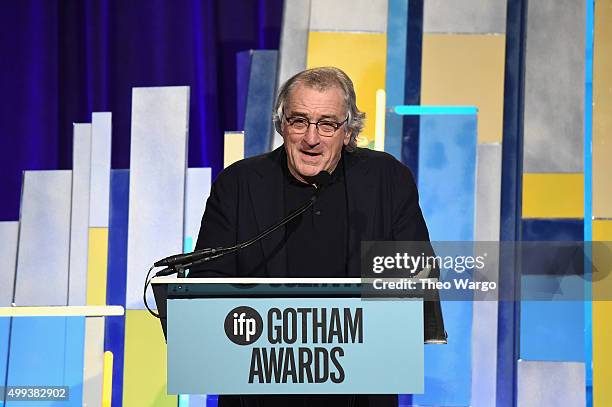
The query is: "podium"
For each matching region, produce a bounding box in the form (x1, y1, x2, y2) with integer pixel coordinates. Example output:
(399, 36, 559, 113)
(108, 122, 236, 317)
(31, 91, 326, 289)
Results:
(152, 277, 424, 395)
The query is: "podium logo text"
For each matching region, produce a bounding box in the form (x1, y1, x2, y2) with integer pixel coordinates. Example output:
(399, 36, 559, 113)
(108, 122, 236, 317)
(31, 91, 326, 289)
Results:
(224, 306, 264, 345)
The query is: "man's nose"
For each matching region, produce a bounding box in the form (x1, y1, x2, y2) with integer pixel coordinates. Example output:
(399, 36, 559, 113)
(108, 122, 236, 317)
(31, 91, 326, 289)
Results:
(303, 123, 321, 146)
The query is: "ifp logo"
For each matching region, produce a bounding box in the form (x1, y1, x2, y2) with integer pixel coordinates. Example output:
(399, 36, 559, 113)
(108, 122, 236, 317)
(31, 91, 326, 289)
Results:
(224, 306, 263, 345)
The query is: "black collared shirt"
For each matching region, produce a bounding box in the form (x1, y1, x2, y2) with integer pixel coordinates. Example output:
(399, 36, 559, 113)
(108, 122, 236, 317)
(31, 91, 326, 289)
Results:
(283, 156, 348, 277)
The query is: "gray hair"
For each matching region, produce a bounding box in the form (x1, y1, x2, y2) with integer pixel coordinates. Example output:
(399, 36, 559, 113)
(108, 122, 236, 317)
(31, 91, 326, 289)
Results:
(273, 66, 366, 151)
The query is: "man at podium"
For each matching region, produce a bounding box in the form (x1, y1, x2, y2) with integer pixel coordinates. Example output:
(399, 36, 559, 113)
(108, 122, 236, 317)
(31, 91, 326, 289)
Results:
(193, 67, 445, 407)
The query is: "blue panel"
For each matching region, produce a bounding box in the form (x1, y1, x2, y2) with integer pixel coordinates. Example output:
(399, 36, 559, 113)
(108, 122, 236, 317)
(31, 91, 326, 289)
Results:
(522, 219, 584, 241)
(401, 114, 420, 179)
(498, 1, 528, 405)
(520, 301, 585, 361)
(206, 395, 218, 407)
(187, 394, 207, 406)
(236, 51, 253, 130)
(585, 0, 594, 401)
(6, 317, 85, 407)
(0, 318, 9, 405)
(105, 169, 129, 407)
(385, 0, 409, 160)
(520, 219, 585, 362)
(414, 114, 477, 406)
(243, 50, 278, 157)
(63, 317, 86, 405)
(417, 114, 477, 241)
(386, 113, 404, 161)
(401, 0, 424, 178)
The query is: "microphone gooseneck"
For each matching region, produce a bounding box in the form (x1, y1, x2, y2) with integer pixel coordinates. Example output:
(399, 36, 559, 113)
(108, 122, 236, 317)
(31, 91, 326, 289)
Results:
(152, 170, 332, 275)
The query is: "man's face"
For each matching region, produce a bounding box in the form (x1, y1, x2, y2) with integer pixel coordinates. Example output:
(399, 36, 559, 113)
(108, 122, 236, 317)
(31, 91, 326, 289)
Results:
(281, 84, 351, 184)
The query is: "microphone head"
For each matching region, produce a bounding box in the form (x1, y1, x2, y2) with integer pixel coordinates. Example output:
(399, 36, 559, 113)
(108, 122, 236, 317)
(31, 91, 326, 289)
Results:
(312, 171, 332, 189)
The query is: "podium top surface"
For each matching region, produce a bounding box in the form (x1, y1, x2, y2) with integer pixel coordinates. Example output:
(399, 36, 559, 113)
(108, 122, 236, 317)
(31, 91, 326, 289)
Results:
(151, 277, 363, 285)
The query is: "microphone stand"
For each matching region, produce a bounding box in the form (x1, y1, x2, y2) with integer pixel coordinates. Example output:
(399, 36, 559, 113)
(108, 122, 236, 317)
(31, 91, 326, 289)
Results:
(144, 171, 331, 318)
(152, 172, 330, 278)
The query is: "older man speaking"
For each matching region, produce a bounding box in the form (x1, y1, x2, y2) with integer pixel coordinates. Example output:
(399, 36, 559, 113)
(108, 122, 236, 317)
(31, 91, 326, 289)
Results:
(194, 66, 446, 407)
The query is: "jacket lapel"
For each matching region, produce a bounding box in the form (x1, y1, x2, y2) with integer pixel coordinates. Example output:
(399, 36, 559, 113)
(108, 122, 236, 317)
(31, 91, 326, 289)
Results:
(344, 149, 377, 276)
(248, 147, 287, 277)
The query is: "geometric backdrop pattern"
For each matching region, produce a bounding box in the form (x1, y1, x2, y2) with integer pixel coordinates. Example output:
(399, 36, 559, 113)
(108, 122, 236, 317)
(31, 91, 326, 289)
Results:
(0, 0, 609, 406)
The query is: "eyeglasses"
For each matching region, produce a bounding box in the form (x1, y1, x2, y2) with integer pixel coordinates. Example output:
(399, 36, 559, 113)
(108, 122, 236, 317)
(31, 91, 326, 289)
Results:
(283, 113, 349, 137)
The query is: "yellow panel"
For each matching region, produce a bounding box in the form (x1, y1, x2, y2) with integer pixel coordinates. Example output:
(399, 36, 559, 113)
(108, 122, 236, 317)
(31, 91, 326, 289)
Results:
(102, 351, 114, 407)
(421, 34, 506, 143)
(224, 131, 245, 169)
(522, 173, 584, 218)
(123, 310, 176, 407)
(593, 219, 612, 407)
(87, 228, 108, 306)
(307, 32, 387, 147)
(593, 0, 612, 218)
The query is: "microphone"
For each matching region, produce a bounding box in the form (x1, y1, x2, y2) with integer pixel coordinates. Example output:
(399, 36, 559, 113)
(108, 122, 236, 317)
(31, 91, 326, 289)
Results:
(154, 248, 219, 268)
(152, 171, 331, 271)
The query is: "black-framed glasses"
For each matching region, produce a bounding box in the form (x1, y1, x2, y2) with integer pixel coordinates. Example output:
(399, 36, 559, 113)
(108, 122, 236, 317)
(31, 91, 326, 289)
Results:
(283, 113, 349, 137)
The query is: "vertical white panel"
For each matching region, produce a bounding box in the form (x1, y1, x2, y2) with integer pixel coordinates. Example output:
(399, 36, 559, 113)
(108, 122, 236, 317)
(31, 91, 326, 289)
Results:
(274, 0, 311, 148)
(69, 123, 92, 306)
(474, 143, 502, 241)
(90, 112, 112, 228)
(0, 222, 19, 306)
(309, 0, 388, 32)
(82, 317, 105, 407)
(126, 87, 190, 309)
(471, 143, 502, 407)
(523, 0, 584, 172)
(184, 168, 212, 252)
(424, 0, 507, 34)
(14, 171, 72, 306)
(517, 360, 585, 407)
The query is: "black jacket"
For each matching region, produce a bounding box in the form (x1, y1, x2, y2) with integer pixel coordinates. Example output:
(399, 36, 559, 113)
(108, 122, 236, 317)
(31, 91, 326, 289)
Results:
(193, 146, 446, 342)
(193, 147, 446, 407)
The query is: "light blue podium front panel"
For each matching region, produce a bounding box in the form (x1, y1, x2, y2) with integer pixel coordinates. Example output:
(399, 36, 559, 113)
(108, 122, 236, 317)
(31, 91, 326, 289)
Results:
(168, 298, 423, 395)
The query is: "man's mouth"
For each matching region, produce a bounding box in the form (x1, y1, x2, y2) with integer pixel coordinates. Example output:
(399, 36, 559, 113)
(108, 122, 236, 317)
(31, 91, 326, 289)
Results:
(301, 150, 321, 157)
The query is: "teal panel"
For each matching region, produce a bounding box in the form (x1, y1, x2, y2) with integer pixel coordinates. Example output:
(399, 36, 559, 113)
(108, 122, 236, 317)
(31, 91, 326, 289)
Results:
(414, 114, 477, 406)
(395, 105, 478, 115)
(5, 317, 85, 407)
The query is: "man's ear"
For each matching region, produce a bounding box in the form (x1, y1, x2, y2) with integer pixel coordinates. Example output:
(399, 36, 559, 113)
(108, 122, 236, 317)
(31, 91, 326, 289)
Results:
(343, 130, 352, 146)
